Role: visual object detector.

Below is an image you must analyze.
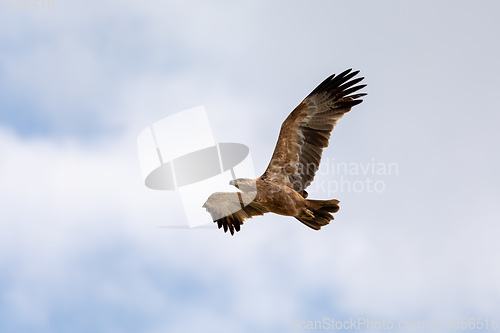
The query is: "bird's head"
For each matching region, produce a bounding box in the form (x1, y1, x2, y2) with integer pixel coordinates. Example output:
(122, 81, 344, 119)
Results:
(229, 178, 256, 192)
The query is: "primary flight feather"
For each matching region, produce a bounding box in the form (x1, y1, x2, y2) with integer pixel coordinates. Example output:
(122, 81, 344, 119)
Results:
(203, 69, 367, 235)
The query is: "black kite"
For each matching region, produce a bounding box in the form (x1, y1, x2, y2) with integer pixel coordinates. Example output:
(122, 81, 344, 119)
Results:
(203, 69, 366, 235)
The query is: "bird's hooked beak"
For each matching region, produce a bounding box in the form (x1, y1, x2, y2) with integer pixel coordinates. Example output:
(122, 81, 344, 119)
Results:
(229, 179, 239, 188)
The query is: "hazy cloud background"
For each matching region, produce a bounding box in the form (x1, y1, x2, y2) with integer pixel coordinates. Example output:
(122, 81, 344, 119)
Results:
(1, 1, 499, 332)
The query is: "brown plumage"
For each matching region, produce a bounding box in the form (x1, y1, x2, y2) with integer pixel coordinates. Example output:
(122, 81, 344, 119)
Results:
(203, 69, 366, 235)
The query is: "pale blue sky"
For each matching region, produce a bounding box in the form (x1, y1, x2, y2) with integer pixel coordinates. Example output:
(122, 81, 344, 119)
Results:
(1, 1, 499, 332)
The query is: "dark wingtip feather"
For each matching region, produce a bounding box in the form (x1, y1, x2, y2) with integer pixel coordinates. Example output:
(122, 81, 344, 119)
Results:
(329, 70, 357, 87)
(339, 68, 353, 77)
(309, 68, 352, 96)
(342, 99, 364, 108)
(308, 68, 366, 98)
(335, 77, 365, 94)
(338, 84, 367, 99)
(348, 93, 367, 100)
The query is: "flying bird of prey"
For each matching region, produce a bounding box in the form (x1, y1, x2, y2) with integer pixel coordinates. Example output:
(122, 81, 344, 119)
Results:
(203, 69, 366, 235)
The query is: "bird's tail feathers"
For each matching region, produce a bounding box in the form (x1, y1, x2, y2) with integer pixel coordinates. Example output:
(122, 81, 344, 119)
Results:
(295, 199, 340, 230)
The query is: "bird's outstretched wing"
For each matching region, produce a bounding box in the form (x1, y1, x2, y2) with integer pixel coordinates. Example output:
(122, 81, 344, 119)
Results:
(262, 69, 366, 197)
(203, 192, 269, 235)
